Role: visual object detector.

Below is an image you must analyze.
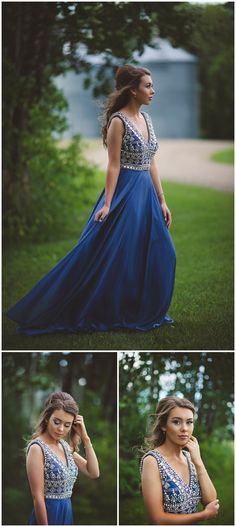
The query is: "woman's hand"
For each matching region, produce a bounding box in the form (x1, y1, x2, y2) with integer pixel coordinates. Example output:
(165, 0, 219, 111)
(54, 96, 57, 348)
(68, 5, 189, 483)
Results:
(73, 415, 89, 442)
(203, 499, 220, 519)
(185, 435, 203, 467)
(95, 205, 110, 222)
(161, 203, 172, 229)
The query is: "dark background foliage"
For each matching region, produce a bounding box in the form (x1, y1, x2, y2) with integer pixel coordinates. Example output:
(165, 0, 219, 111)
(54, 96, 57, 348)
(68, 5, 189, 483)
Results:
(119, 352, 234, 525)
(2, 352, 117, 525)
(3, 1, 234, 242)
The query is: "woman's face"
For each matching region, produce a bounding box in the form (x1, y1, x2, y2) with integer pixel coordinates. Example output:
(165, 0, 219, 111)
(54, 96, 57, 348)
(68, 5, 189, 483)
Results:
(133, 74, 155, 105)
(162, 407, 194, 446)
(46, 409, 74, 440)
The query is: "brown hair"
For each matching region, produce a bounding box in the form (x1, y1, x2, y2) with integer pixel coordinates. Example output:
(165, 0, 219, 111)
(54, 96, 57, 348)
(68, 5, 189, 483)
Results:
(31, 391, 80, 453)
(101, 64, 151, 146)
(142, 396, 195, 452)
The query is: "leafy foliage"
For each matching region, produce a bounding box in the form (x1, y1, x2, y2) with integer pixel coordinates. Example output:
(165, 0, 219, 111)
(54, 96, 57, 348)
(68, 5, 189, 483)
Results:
(3, 80, 99, 242)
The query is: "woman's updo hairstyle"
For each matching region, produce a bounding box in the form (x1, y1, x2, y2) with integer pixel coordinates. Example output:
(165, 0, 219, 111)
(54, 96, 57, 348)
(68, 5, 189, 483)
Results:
(31, 391, 80, 452)
(101, 64, 151, 146)
(143, 396, 195, 452)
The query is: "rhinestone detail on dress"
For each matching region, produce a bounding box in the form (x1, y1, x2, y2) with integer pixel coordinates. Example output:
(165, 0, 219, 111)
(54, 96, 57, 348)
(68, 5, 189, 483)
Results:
(27, 438, 78, 499)
(140, 449, 201, 514)
(109, 111, 158, 170)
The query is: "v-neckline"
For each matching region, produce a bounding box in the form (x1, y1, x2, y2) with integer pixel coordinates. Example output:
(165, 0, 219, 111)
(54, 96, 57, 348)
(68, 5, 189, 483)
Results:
(39, 438, 68, 468)
(155, 449, 191, 487)
(119, 111, 150, 144)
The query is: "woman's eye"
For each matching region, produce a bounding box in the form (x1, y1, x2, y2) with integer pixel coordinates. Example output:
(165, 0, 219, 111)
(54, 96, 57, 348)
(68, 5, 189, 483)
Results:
(172, 420, 193, 425)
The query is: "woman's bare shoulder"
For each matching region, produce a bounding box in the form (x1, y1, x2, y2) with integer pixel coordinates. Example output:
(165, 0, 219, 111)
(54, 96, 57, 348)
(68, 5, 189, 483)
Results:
(142, 453, 160, 469)
(108, 115, 124, 129)
(27, 441, 44, 458)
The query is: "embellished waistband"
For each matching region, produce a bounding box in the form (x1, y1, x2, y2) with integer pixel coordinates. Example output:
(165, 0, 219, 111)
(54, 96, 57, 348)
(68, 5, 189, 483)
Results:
(121, 163, 150, 170)
(45, 493, 72, 500)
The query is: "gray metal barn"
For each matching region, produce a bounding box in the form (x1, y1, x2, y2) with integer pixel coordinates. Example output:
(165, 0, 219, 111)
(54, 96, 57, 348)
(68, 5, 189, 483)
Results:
(55, 38, 199, 139)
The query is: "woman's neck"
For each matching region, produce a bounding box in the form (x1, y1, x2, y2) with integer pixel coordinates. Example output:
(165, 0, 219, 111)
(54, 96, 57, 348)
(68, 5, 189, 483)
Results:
(40, 431, 60, 446)
(122, 99, 142, 118)
(158, 439, 184, 459)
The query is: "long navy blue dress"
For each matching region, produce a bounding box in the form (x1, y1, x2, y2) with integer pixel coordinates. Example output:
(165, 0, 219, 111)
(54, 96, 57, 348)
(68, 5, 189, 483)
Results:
(8, 111, 176, 335)
(27, 438, 78, 525)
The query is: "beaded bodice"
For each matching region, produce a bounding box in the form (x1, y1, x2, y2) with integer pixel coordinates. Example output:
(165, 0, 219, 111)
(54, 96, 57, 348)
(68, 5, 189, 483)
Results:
(140, 449, 201, 514)
(27, 438, 78, 499)
(110, 111, 158, 170)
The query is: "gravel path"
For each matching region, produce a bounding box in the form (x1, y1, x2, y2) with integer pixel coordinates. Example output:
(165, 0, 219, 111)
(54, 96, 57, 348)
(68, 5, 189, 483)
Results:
(83, 139, 234, 192)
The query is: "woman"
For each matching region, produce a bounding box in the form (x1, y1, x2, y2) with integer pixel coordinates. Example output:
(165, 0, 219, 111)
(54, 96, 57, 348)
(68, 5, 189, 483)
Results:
(140, 396, 219, 525)
(26, 391, 99, 525)
(8, 64, 176, 335)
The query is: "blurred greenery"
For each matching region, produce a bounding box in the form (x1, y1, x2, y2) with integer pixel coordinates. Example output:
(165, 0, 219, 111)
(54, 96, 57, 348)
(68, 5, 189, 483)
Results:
(2, 352, 117, 525)
(3, 179, 233, 350)
(3, 82, 102, 242)
(210, 147, 234, 165)
(119, 352, 234, 525)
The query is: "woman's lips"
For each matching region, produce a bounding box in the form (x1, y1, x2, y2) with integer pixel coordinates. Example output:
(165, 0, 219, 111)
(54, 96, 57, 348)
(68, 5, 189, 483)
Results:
(179, 435, 189, 439)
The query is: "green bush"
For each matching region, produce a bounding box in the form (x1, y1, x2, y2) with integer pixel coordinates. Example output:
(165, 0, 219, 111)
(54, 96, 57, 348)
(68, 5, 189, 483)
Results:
(3, 82, 99, 243)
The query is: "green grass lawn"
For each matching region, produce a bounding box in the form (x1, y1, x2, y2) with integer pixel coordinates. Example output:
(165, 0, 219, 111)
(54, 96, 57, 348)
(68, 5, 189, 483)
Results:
(210, 147, 234, 165)
(3, 180, 233, 350)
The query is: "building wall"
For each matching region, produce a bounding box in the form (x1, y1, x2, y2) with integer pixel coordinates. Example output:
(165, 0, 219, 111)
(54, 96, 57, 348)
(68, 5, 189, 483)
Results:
(56, 69, 102, 138)
(55, 60, 199, 139)
(148, 61, 200, 138)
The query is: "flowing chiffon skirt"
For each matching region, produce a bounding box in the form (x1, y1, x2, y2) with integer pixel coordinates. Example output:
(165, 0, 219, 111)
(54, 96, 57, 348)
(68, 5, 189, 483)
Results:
(28, 498, 73, 525)
(8, 167, 176, 334)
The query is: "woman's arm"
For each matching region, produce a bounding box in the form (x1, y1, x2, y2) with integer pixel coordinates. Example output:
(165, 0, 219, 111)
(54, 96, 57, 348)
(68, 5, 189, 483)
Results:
(186, 436, 217, 505)
(95, 117, 123, 222)
(196, 463, 217, 505)
(26, 444, 48, 525)
(141, 456, 219, 525)
(149, 153, 172, 229)
(72, 415, 100, 479)
(73, 440, 100, 479)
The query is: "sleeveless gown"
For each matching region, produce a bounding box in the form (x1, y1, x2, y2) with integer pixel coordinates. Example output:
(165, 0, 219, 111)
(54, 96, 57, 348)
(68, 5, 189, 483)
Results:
(27, 438, 78, 525)
(140, 449, 201, 514)
(8, 111, 176, 335)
